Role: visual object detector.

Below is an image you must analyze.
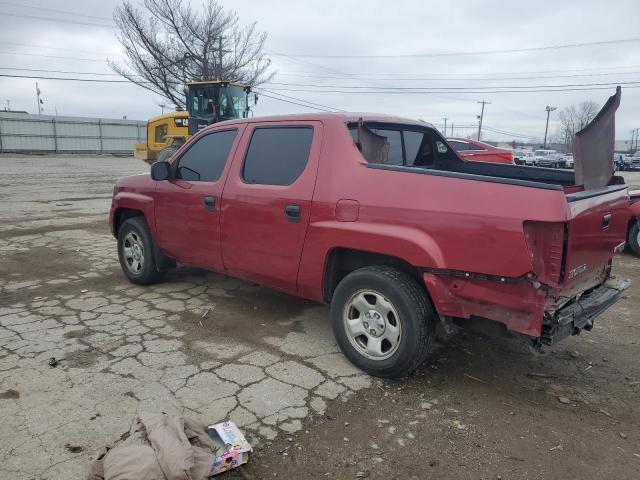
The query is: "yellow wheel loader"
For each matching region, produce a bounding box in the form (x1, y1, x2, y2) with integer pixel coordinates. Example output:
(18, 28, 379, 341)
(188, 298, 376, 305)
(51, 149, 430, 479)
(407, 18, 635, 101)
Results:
(134, 81, 251, 164)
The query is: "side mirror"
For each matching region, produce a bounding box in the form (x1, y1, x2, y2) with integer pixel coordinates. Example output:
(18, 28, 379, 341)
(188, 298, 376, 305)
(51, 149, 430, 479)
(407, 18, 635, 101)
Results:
(151, 161, 170, 181)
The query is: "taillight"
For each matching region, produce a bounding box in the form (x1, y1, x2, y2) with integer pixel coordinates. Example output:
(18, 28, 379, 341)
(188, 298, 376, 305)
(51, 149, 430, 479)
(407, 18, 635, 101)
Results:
(523, 221, 567, 286)
(498, 152, 514, 163)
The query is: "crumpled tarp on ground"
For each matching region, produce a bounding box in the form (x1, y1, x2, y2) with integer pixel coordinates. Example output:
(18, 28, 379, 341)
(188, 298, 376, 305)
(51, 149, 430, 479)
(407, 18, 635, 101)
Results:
(87, 414, 218, 480)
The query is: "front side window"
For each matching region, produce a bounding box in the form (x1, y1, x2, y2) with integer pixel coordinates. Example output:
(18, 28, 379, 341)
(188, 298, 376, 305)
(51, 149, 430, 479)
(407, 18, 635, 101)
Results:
(243, 127, 313, 185)
(177, 129, 237, 182)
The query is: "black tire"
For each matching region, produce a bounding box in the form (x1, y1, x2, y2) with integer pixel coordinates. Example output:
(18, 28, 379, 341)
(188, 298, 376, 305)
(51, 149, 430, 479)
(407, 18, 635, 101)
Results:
(117, 217, 165, 285)
(330, 266, 435, 378)
(628, 222, 640, 257)
(157, 146, 179, 163)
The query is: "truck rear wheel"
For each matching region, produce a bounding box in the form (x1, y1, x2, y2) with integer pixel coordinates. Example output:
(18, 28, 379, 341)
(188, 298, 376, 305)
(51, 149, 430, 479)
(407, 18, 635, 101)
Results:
(330, 266, 434, 378)
(117, 217, 165, 285)
(628, 222, 640, 257)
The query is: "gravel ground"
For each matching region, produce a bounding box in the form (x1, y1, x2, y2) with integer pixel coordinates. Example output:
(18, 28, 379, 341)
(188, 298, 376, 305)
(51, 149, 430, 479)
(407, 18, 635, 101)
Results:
(1, 154, 639, 480)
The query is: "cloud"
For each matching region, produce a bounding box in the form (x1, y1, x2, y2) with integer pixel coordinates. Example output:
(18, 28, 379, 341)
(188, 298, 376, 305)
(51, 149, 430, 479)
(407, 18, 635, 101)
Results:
(1, 0, 638, 142)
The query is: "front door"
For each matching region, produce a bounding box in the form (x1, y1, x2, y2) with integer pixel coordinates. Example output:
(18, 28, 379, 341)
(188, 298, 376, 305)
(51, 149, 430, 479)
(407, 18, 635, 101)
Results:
(154, 127, 243, 271)
(220, 121, 322, 293)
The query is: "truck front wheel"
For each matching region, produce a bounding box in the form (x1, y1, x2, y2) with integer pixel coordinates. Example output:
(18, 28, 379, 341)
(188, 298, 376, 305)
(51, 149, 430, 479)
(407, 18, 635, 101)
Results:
(330, 266, 434, 378)
(628, 222, 640, 257)
(117, 217, 165, 285)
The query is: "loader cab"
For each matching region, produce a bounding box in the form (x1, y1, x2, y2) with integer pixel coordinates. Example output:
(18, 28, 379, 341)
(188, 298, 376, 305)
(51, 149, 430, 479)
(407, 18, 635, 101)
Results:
(186, 81, 250, 135)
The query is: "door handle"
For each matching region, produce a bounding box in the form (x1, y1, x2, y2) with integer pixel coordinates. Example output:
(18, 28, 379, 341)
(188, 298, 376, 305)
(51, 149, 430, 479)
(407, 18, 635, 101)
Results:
(284, 203, 301, 223)
(203, 195, 216, 211)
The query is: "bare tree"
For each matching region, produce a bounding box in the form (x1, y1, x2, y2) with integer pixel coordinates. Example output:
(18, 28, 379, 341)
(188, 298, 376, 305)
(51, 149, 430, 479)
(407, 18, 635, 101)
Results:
(557, 100, 599, 150)
(110, 0, 274, 106)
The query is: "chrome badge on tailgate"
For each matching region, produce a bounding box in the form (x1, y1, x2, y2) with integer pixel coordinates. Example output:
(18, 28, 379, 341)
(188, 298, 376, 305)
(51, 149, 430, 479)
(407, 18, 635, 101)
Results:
(568, 264, 588, 279)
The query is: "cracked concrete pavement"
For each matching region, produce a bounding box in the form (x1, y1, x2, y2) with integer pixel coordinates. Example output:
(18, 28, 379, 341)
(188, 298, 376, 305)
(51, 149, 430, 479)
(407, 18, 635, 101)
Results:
(0, 155, 370, 479)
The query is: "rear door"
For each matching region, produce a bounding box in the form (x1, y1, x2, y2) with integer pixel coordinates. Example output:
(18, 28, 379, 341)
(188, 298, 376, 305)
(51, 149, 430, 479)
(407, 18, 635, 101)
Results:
(220, 121, 322, 293)
(154, 127, 242, 270)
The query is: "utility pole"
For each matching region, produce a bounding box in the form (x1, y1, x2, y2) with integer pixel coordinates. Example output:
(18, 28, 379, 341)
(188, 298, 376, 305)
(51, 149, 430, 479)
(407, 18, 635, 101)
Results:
(159, 103, 167, 114)
(477, 100, 490, 141)
(450, 122, 454, 136)
(442, 117, 448, 135)
(36, 82, 43, 114)
(5, 99, 10, 111)
(543, 106, 557, 149)
(218, 37, 224, 80)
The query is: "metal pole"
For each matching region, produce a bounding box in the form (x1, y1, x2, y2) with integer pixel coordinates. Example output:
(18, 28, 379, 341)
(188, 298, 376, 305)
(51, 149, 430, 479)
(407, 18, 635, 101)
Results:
(543, 106, 557, 149)
(98, 119, 104, 153)
(36, 82, 42, 114)
(442, 117, 447, 135)
(52, 117, 58, 153)
(451, 122, 454, 136)
(477, 100, 490, 141)
(0, 114, 3, 152)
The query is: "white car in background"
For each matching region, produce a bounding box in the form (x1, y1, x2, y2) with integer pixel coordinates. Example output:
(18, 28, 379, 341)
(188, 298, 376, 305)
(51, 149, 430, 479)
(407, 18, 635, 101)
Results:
(513, 150, 535, 166)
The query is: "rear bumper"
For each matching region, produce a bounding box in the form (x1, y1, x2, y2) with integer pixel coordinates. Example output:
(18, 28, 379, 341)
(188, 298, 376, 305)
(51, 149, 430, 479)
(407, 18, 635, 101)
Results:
(540, 278, 630, 345)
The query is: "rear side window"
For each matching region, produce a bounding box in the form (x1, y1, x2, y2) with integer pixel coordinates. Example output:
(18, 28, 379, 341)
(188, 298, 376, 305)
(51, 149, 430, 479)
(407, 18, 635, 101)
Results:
(370, 129, 403, 166)
(404, 131, 425, 166)
(243, 127, 313, 185)
(177, 129, 237, 182)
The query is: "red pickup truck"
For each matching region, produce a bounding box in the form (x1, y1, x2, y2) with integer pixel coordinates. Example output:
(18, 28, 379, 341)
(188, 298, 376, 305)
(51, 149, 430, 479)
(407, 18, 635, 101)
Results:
(110, 108, 629, 378)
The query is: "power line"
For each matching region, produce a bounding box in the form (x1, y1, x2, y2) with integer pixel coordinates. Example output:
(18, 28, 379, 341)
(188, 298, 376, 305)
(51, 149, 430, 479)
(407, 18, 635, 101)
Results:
(0, 67, 130, 77)
(275, 70, 640, 82)
(0, 12, 115, 28)
(272, 37, 640, 59)
(0, 1, 114, 22)
(253, 90, 334, 112)
(277, 64, 640, 78)
(255, 88, 345, 112)
(264, 84, 640, 94)
(0, 73, 142, 84)
(265, 80, 640, 91)
(0, 51, 112, 63)
(0, 73, 343, 112)
(0, 41, 117, 57)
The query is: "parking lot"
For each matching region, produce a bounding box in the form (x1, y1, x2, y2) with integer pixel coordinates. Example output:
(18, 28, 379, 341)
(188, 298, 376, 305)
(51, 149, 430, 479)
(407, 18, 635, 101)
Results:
(1, 154, 640, 480)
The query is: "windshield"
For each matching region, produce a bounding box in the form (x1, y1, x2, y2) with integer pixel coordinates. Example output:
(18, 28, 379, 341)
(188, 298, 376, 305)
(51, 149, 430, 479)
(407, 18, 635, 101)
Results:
(218, 85, 248, 121)
(188, 84, 248, 121)
(535, 150, 553, 156)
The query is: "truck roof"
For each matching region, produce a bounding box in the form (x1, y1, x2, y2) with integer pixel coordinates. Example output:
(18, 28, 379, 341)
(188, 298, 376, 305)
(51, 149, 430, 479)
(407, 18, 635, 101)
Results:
(212, 112, 434, 129)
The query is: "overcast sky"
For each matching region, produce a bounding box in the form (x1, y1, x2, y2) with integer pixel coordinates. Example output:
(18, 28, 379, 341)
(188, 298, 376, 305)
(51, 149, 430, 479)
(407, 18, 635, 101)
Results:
(1, 0, 639, 144)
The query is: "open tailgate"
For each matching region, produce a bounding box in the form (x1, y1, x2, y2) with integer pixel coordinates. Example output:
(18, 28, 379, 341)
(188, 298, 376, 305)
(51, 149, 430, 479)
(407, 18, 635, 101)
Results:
(561, 186, 629, 296)
(561, 86, 628, 295)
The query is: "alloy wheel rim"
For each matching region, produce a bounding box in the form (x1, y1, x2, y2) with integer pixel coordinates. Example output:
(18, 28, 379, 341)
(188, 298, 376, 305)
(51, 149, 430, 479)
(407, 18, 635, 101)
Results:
(123, 231, 145, 275)
(343, 289, 402, 361)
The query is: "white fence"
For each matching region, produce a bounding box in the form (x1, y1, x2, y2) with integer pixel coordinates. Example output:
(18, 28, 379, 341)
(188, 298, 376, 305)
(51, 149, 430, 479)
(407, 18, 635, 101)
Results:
(0, 112, 146, 154)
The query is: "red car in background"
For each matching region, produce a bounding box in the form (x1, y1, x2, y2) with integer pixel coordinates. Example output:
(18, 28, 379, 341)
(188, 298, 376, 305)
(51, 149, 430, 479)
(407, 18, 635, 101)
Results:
(446, 137, 513, 164)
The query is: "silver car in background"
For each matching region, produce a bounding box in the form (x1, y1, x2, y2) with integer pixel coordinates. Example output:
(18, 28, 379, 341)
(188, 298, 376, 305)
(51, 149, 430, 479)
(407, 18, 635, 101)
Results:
(534, 149, 563, 168)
